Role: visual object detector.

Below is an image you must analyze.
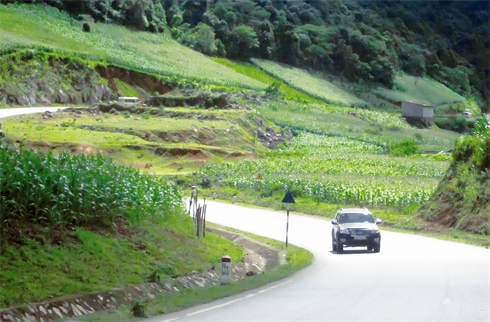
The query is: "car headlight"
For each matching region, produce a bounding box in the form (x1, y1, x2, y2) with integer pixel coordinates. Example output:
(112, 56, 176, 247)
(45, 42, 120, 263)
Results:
(340, 227, 350, 234)
(371, 229, 380, 234)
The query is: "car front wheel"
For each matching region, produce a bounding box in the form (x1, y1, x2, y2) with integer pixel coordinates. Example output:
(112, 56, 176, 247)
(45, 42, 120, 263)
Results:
(373, 243, 380, 253)
(337, 237, 343, 254)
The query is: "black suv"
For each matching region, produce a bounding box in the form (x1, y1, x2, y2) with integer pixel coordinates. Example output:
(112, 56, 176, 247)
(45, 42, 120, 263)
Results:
(331, 208, 382, 253)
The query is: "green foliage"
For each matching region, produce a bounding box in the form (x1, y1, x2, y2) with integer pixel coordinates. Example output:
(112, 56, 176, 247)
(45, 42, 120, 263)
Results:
(195, 23, 217, 55)
(0, 148, 183, 229)
(420, 132, 490, 234)
(0, 50, 113, 105)
(389, 139, 419, 156)
(113, 78, 138, 98)
(473, 114, 490, 137)
(229, 25, 259, 59)
(434, 117, 473, 134)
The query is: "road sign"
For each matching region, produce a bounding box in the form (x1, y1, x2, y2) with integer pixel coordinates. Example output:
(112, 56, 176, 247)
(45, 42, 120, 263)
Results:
(256, 173, 263, 180)
(281, 191, 296, 204)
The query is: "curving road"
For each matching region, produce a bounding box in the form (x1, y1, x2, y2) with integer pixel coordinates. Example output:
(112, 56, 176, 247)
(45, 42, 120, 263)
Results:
(148, 201, 489, 322)
(2, 109, 488, 321)
(0, 107, 69, 119)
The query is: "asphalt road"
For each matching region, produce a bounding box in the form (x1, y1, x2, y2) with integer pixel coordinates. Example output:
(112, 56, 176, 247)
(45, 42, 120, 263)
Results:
(2, 108, 488, 321)
(0, 107, 69, 119)
(148, 201, 489, 322)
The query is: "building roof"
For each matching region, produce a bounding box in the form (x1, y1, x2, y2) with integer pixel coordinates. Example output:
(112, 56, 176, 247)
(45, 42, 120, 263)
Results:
(396, 101, 434, 107)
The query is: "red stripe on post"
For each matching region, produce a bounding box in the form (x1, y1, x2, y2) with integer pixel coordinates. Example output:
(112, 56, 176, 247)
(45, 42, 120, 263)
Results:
(221, 256, 231, 262)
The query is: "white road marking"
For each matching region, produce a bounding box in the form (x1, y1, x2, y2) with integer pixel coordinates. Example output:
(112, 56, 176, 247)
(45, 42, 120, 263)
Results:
(186, 279, 294, 317)
(316, 264, 323, 269)
(161, 318, 180, 322)
(186, 298, 243, 316)
(257, 279, 293, 294)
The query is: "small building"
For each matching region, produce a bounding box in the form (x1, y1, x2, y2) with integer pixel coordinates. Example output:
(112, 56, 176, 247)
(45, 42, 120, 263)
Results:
(397, 101, 434, 125)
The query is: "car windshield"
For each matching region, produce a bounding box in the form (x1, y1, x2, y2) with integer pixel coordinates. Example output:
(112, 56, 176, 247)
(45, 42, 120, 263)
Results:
(339, 213, 374, 224)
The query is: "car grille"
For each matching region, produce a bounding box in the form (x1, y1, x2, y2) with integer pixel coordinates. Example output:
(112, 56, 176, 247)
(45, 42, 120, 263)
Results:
(351, 229, 369, 235)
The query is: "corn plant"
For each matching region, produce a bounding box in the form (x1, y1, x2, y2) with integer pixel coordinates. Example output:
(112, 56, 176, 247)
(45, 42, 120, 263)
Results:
(0, 147, 184, 231)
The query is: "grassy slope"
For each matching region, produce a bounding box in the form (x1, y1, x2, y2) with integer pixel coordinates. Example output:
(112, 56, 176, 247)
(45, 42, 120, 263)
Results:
(0, 4, 265, 90)
(374, 75, 466, 106)
(211, 58, 324, 104)
(258, 102, 460, 151)
(0, 226, 244, 307)
(251, 58, 368, 107)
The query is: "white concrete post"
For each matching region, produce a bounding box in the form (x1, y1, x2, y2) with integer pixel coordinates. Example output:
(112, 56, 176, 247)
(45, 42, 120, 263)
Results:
(220, 256, 231, 285)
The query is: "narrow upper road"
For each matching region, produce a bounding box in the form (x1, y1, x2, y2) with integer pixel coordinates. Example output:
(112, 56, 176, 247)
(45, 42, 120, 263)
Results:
(0, 107, 69, 119)
(148, 201, 489, 322)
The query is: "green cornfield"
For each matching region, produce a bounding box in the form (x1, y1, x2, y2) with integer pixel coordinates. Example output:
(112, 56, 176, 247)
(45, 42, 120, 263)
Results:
(0, 147, 184, 230)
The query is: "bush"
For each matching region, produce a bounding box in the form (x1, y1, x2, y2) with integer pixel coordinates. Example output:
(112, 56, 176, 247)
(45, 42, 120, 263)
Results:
(434, 117, 473, 133)
(389, 139, 418, 156)
(82, 22, 90, 32)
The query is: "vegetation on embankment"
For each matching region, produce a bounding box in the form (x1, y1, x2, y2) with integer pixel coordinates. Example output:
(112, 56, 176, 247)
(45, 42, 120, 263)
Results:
(79, 223, 313, 321)
(419, 116, 490, 235)
(0, 147, 244, 308)
(0, 50, 114, 106)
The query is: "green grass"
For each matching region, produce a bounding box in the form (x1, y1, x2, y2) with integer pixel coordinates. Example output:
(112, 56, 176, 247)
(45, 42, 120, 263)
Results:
(251, 58, 368, 107)
(78, 224, 313, 321)
(0, 4, 266, 90)
(374, 74, 466, 106)
(44, 114, 233, 131)
(258, 102, 460, 151)
(212, 58, 323, 104)
(0, 225, 244, 308)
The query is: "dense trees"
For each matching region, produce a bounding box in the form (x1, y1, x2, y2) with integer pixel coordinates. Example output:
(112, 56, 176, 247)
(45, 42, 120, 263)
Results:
(8, 0, 489, 107)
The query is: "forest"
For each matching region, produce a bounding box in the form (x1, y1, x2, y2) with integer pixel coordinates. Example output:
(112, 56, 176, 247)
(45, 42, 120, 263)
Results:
(6, 0, 489, 109)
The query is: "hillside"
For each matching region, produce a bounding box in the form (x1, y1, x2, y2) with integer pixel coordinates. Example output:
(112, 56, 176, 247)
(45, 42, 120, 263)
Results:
(419, 119, 490, 234)
(10, 0, 487, 109)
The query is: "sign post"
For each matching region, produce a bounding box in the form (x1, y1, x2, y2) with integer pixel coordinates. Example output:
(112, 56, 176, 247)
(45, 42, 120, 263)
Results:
(281, 190, 296, 247)
(221, 256, 231, 285)
(256, 173, 263, 199)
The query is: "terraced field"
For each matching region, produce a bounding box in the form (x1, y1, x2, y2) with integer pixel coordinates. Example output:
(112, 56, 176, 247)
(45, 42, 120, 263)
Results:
(1, 108, 270, 172)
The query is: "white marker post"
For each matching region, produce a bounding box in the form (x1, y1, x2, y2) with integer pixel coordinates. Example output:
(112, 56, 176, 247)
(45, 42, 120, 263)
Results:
(221, 256, 231, 285)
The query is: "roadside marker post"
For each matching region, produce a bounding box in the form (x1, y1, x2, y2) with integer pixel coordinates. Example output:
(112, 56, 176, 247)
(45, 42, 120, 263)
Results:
(221, 256, 231, 285)
(281, 191, 296, 247)
(256, 173, 263, 199)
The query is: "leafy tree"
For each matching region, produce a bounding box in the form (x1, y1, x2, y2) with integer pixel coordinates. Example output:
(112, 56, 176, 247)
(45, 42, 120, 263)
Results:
(229, 25, 259, 59)
(195, 23, 217, 55)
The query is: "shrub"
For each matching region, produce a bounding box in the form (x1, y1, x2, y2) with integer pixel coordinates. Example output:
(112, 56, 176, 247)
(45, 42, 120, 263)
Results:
(82, 22, 91, 32)
(389, 139, 419, 156)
